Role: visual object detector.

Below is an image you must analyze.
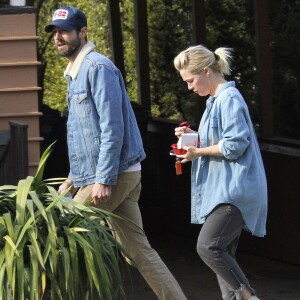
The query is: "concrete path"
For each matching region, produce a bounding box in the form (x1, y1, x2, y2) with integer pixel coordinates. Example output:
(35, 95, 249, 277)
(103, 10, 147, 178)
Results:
(124, 234, 300, 300)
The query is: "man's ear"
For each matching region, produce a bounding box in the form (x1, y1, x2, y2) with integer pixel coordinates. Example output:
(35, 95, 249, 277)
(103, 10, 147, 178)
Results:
(79, 27, 88, 39)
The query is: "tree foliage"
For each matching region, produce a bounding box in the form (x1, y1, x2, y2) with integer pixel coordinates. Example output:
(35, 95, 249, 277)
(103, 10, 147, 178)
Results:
(269, 0, 300, 139)
(36, 0, 111, 112)
(36, 0, 258, 125)
(35, 0, 300, 139)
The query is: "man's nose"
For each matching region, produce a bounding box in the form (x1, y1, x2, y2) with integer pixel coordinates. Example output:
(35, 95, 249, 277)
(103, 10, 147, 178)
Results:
(53, 31, 62, 39)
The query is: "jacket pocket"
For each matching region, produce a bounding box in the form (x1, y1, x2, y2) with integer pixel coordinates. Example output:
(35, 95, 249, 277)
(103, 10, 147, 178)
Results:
(72, 92, 90, 118)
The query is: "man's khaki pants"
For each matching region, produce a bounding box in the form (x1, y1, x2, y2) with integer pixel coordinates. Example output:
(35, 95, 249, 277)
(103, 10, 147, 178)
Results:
(74, 171, 186, 300)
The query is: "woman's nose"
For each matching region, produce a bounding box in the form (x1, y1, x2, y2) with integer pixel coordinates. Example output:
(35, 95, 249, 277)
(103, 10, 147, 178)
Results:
(187, 83, 193, 90)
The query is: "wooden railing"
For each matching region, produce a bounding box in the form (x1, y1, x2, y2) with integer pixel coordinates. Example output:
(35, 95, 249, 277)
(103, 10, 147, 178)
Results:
(0, 121, 28, 185)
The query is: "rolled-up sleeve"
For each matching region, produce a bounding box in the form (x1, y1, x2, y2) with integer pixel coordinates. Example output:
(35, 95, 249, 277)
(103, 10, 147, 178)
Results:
(218, 94, 250, 160)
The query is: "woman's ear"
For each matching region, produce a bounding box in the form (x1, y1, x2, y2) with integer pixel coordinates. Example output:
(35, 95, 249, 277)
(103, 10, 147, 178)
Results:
(203, 67, 210, 76)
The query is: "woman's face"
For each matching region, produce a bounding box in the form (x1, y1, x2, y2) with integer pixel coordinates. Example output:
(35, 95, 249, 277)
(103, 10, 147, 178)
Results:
(180, 68, 210, 97)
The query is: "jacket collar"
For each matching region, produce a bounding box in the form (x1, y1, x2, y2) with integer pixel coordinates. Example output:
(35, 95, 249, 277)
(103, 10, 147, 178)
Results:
(64, 41, 95, 79)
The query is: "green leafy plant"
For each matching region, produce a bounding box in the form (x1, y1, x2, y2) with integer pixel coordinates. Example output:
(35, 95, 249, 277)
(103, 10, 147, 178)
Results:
(0, 144, 131, 300)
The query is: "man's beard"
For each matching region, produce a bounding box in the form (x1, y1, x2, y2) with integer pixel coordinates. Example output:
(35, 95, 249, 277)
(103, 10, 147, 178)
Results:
(58, 36, 81, 58)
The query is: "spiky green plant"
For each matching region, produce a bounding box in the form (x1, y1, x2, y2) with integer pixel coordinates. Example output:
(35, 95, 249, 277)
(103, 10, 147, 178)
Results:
(0, 143, 131, 300)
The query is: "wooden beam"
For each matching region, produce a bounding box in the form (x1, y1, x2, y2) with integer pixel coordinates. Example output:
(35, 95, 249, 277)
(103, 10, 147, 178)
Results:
(192, 0, 206, 45)
(254, 0, 274, 138)
(191, 0, 207, 120)
(107, 0, 126, 80)
(134, 0, 151, 109)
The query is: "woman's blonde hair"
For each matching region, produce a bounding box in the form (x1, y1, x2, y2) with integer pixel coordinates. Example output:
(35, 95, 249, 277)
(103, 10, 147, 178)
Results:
(174, 45, 233, 77)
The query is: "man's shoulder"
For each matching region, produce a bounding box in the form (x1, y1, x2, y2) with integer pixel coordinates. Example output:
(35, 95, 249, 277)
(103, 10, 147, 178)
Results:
(85, 51, 114, 68)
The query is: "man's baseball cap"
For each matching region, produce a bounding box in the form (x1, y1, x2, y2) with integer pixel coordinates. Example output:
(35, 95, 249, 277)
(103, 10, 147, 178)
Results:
(45, 7, 87, 33)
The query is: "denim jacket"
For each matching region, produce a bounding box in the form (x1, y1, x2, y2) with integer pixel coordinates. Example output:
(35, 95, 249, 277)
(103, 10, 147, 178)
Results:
(64, 42, 146, 187)
(191, 81, 268, 237)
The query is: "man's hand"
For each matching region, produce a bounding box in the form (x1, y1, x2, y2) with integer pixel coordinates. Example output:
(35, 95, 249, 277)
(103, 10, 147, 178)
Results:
(92, 183, 112, 205)
(58, 179, 73, 194)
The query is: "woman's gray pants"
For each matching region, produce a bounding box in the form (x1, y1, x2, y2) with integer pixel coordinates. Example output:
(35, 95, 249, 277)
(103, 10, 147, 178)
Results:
(197, 204, 256, 300)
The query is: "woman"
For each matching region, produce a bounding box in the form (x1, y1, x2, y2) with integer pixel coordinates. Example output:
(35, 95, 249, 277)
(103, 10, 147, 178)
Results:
(173, 45, 267, 300)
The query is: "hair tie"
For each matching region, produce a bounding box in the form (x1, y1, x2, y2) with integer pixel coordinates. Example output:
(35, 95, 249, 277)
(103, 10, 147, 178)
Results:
(214, 53, 219, 61)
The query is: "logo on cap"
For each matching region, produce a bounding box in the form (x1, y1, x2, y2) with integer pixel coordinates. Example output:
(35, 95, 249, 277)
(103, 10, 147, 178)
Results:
(53, 9, 69, 21)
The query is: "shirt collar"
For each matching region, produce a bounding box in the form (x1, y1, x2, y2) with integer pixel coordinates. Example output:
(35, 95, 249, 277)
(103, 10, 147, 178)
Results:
(64, 41, 95, 79)
(214, 81, 235, 98)
(206, 81, 236, 110)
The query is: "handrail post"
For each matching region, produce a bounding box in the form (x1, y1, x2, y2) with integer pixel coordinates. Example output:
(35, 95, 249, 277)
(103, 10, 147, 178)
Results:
(9, 121, 29, 183)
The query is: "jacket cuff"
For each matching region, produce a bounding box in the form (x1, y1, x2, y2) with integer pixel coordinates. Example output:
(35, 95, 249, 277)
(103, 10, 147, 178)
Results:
(95, 173, 117, 185)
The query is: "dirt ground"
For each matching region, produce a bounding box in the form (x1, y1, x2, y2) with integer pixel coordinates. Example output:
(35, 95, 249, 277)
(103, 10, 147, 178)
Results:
(123, 233, 300, 300)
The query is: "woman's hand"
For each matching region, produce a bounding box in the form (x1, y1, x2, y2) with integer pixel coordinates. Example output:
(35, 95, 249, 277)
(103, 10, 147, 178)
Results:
(177, 144, 223, 163)
(174, 126, 193, 138)
(176, 146, 200, 163)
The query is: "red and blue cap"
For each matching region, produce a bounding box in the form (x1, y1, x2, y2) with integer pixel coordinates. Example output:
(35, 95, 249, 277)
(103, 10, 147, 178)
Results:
(45, 7, 87, 33)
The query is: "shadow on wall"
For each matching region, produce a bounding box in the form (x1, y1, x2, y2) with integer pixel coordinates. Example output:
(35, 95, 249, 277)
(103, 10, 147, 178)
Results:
(39, 104, 199, 238)
(39, 102, 151, 180)
(39, 104, 69, 179)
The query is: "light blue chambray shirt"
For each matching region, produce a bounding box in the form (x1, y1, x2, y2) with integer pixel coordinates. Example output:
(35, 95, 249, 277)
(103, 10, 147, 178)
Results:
(191, 81, 267, 237)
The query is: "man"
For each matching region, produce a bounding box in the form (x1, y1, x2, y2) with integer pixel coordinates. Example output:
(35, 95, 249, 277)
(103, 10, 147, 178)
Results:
(45, 6, 187, 300)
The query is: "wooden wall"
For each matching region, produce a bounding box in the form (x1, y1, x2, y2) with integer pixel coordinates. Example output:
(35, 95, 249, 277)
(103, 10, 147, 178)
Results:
(0, 7, 42, 175)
